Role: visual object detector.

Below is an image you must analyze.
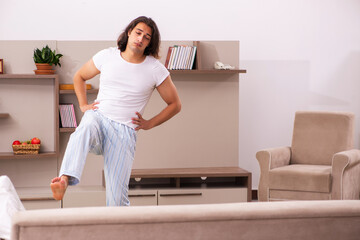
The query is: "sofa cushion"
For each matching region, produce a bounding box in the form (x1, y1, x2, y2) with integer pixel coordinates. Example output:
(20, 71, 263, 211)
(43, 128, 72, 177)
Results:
(269, 164, 332, 193)
(291, 111, 354, 165)
(269, 190, 330, 201)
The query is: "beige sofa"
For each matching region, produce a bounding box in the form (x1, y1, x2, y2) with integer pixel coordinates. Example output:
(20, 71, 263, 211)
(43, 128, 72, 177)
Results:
(11, 200, 360, 240)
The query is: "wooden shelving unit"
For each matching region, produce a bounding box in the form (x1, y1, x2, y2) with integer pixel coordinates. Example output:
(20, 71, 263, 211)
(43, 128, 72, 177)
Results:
(0, 40, 249, 208)
(129, 167, 252, 203)
(0, 74, 59, 159)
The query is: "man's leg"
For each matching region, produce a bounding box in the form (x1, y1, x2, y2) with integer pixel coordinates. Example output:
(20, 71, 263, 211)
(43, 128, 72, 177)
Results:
(102, 120, 137, 206)
(50, 110, 104, 200)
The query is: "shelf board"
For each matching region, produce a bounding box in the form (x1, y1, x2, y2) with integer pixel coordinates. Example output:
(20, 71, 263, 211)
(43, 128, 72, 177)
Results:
(60, 127, 76, 133)
(0, 74, 58, 79)
(169, 69, 246, 74)
(0, 113, 10, 119)
(131, 167, 251, 178)
(0, 151, 57, 160)
(60, 89, 98, 94)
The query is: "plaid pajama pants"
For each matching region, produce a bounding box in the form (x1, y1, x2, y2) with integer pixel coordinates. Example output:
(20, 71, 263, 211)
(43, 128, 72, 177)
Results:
(59, 110, 137, 206)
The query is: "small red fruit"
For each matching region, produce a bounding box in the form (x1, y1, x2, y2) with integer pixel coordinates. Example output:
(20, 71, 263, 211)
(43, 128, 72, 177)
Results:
(12, 140, 21, 145)
(31, 137, 41, 145)
(21, 142, 28, 145)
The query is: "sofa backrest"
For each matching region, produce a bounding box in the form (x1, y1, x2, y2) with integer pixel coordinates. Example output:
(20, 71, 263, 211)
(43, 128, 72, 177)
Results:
(291, 111, 354, 165)
(11, 201, 360, 240)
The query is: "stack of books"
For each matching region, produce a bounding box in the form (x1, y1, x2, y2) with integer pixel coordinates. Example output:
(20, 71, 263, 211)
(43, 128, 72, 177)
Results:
(165, 45, 197, 70)
(59, 104, 77, 128)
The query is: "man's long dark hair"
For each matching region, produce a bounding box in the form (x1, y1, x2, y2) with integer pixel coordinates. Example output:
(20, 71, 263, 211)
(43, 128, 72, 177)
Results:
(117, 16, 161, 59)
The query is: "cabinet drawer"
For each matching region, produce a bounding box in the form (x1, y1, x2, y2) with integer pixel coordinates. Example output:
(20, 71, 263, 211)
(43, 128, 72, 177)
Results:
(21, 198, 60, 210)
(158, 188, 247, 205)
(129, 190, 157, 206)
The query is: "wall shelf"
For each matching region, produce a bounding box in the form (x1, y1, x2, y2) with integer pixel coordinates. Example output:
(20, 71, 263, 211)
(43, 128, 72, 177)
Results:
(0, 152, 58, 160)
(60, 128, 76, 133)
(60, 89, 99, 95)
(0, 74, 58, 79)
(169, 69, 246, 74)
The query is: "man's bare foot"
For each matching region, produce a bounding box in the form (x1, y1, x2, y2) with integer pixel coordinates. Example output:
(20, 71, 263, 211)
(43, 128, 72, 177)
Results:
(50, 175, 68, 200)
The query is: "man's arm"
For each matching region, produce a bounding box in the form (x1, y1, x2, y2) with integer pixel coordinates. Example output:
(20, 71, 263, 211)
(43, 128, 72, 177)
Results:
(132, 75, 181, 131)
(73, 59, 101, 112)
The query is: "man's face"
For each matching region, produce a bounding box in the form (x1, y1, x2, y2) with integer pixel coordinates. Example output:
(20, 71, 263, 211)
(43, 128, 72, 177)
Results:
(127, 22, 152, 55)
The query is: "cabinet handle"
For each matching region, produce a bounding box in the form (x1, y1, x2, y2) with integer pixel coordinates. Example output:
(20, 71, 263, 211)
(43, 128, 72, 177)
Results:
(21, 197, 56, 201)
(128, 194, 156, 198)
(159, 193, 202, 197)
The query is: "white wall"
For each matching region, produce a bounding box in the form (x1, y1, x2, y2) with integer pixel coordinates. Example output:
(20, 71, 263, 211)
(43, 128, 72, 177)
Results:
(1, 0, 359, 188)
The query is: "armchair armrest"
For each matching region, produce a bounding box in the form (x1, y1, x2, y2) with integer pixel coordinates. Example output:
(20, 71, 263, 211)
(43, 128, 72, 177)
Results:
(256, 146, 291, 170)
(256, 147, 291, 201)
(332, 149, 360, 200)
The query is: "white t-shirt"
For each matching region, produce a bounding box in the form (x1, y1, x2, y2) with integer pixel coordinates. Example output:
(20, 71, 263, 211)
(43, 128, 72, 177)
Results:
(92, 47, 169, 129)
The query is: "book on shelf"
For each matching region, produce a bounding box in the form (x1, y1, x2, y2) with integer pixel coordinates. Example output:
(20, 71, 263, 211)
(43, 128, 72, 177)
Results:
(183, 46, 192, 69)
(178, 46, 187, 70)
(172, 45, 181, 70)
(187, 45, 196, 69)
(165, 45, 197, 70)
(164, 47, 173, 69)
(175, 45, 185, 70)
(59, 104, 77, 128)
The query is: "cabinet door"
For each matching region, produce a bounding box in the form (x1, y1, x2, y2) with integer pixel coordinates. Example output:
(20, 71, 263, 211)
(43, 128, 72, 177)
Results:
(158, 188, 247, 205)
(63, 187, 106, 208)
(21, 199, 60, 210)
(128, 189, 157, 206)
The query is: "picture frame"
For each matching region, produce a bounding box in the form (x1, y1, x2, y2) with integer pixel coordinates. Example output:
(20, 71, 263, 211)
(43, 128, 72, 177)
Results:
(0, 59, 3, 74)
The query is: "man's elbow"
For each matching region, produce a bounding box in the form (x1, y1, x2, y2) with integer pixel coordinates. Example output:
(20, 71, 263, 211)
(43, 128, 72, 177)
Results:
(73, 70, 84, 83)
(174, 101, 182, 114)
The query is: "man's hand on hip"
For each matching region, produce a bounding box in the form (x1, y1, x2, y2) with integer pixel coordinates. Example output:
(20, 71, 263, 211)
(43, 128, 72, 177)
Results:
(132, 112, 153, 131)
(80, 101, 99, 113)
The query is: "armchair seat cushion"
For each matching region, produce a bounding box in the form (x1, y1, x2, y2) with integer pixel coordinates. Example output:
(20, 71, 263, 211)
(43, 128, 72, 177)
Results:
(269, 164, 332, 193)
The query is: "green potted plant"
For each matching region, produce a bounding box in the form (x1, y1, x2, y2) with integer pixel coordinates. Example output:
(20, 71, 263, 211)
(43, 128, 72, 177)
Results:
(33, 45, 63, 74)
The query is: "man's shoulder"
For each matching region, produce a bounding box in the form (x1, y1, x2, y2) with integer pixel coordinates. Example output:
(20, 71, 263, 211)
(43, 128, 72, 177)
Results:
(96, 47, 118, 56)
(93, 47, 119, 68)
(145, 55, 163, 67)
(102, 47, 118, 54)
(145, 55, 156, 62)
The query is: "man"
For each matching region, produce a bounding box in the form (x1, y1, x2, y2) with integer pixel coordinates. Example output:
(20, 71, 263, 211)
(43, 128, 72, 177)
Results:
(50, 16, 181, 206)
